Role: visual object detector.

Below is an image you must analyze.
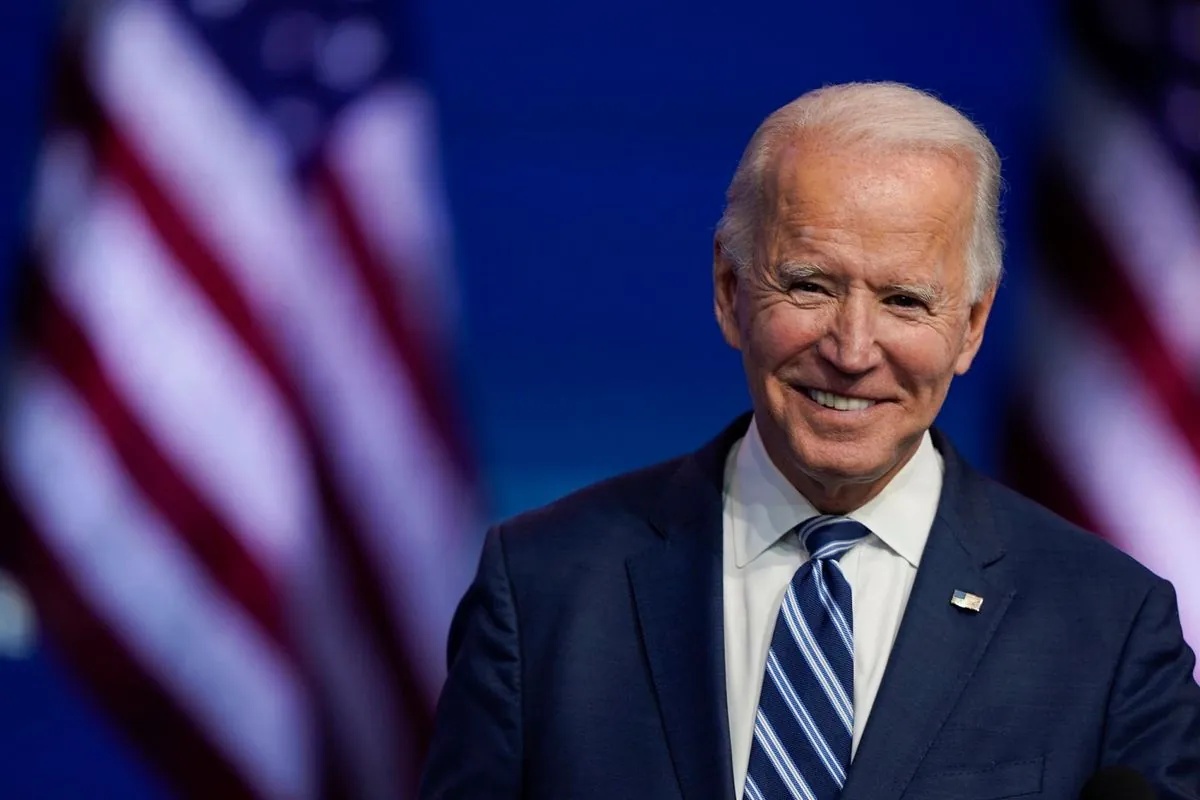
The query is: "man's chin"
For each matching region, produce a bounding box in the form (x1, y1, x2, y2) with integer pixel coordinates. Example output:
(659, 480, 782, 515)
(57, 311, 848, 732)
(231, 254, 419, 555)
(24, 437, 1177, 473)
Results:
(797, 459, 889, 490)
(787, 438, 894, 488)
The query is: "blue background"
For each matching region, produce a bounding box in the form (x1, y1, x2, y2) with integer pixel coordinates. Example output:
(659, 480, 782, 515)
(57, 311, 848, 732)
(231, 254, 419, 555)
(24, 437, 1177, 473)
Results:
(0, 0, 1055, 795)
(419, 0, 1054, 518)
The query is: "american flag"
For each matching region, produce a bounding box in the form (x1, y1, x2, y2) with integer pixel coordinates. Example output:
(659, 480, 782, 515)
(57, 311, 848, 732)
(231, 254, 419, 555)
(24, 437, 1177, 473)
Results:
(1004, 0, 1200, 674)
(0, 0, 476, 796)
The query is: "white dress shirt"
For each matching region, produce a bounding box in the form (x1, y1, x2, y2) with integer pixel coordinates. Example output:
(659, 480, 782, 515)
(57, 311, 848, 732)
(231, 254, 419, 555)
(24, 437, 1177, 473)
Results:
(722, 418, 945, 798)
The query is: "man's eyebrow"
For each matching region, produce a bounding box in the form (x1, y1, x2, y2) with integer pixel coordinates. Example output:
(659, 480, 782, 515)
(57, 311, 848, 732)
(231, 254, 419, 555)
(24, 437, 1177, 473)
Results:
(883, 282, 942, 305)
(773, 261, 830, 281)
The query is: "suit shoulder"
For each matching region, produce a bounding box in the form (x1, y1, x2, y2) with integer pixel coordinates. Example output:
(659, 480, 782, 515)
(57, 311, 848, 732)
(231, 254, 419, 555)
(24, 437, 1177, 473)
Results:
(492, 453, 686, 556)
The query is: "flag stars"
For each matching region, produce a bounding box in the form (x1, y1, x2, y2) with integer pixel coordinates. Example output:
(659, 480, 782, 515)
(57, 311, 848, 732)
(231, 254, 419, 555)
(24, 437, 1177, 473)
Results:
(316, 17, 388, 93)
(261, 10, 325, 75)
(257, 9, 388, 159)
(259, 11, 387, 94)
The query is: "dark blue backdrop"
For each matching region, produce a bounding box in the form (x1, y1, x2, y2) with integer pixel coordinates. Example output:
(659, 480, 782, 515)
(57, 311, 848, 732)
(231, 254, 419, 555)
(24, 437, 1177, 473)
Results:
(0, 1, 1055, 794)
(417, 0, 1054, 517)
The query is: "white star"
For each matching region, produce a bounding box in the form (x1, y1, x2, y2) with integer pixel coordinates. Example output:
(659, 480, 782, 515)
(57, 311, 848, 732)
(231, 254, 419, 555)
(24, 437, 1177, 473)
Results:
(317, 17, 388, 92)
(262, 11, 325, 74)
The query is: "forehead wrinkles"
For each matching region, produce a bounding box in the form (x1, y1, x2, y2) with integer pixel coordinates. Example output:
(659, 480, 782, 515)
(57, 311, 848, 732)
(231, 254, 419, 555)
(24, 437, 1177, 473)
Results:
(761, 136, 975, 240)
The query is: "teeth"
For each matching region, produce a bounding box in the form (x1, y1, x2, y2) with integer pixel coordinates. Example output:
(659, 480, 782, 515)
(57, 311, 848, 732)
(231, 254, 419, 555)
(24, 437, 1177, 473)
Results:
(808, 389, 875, 411)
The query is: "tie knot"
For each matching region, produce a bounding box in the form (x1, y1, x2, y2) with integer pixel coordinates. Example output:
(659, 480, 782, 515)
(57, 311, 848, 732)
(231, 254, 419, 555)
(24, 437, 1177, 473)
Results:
(794, 515, 870, 561)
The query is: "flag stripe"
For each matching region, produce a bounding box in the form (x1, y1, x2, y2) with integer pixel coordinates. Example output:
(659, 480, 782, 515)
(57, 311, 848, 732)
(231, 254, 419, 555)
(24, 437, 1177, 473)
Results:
(285, 197, 471, 700)
(4, 362, 313, 799)
(6, 0, 475, 790)
(316, 164, 473, 482)
(46, 175, 310, 576)
(101, 100, 438, 732)
(1034, 169, 1200, 475)
(109, 105, 441, 759)
(289, 527, 414, 800)
(1025, 291, 1200, 642)
(1050, 61, 1200, 369)
(27, 273, 287, 647)
(91, 8, 453, 706)
(56, 57, 437, 790)
(323, 85, 457, 344)
(1010, 4, 1200, 672)
(313, 471, 438, 753)
(0, 487, 255, 799)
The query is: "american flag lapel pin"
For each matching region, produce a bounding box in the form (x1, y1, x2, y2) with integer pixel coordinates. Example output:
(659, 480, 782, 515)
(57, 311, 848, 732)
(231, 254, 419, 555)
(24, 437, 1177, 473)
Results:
(950, 590, 984, 613)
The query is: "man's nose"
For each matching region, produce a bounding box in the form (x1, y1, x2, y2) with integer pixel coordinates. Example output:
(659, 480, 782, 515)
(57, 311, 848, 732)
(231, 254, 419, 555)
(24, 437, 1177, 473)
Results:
(816, 296, 882, 375)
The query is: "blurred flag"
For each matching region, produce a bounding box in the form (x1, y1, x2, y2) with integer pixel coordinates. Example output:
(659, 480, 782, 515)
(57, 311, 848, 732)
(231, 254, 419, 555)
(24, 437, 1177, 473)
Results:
(0, 0, 476, 797)
(1005, 0, 1200, 671)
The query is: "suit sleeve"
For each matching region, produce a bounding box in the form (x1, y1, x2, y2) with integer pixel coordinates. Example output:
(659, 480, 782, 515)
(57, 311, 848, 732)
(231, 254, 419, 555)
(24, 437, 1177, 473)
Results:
(1103, 577, 1200, 799)
(420, 527, 523, 799)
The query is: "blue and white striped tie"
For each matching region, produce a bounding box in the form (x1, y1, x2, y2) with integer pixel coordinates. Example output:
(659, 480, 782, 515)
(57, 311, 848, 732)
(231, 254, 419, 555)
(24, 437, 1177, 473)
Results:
(744, 515, 870, 800)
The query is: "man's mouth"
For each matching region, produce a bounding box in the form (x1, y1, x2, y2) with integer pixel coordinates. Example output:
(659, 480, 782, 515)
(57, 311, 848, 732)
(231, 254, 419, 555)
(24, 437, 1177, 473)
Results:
(805, 388, 878, 412)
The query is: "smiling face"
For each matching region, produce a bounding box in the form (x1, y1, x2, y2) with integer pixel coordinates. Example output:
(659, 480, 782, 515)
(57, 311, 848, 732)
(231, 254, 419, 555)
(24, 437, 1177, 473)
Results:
(714, 134, 996, 512)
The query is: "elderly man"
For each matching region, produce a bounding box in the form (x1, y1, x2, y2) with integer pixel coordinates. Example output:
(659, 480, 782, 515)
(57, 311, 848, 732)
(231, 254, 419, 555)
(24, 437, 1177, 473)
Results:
(420, 83, 1200, 799)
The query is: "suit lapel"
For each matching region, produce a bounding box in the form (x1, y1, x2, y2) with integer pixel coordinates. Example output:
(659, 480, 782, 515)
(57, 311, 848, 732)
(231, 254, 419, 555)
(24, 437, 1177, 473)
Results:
(629, 419, 1015, 800)
(629, 540, 732, 800)
(841, 432, 1016, 800)
(627, 415, 750, 800)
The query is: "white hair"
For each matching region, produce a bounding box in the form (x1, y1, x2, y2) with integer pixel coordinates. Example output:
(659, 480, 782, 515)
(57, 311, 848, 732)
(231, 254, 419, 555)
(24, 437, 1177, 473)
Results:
(715, 82, 1003, 301)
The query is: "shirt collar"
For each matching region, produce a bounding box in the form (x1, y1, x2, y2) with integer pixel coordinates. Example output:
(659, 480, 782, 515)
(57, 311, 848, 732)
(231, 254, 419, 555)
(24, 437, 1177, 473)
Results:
(729, 416, 944, 569)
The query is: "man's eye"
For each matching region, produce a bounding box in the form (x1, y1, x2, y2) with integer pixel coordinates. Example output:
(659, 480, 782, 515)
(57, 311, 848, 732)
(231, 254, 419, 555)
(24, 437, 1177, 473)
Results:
(886, 294, 926, 309)
(790, 281, 825, 294)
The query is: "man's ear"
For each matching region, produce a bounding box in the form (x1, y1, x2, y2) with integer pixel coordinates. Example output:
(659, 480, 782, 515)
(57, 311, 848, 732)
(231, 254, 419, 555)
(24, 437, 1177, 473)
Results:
(714, 238, 742, 350)
(954, 283, 997, 375)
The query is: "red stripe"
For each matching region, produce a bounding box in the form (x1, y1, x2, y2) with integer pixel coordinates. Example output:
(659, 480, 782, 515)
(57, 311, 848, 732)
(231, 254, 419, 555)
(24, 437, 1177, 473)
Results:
(30, 40, 435, 794)
(9, 261, 363, 797)
(0, 485, 258, 799)
(315, 164, 475, 484)
(1034, 166, 1200, 472)
(98, 117, 436, 760)
(101, 138, 292, 404)
(32, 279, 359, 797)
(27, 275, 288, 650)
(314, 475, 434, 788)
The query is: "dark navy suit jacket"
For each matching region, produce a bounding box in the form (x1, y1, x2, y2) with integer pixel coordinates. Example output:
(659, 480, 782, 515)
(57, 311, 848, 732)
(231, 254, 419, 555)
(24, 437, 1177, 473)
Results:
(421, 415, 1200, 799)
